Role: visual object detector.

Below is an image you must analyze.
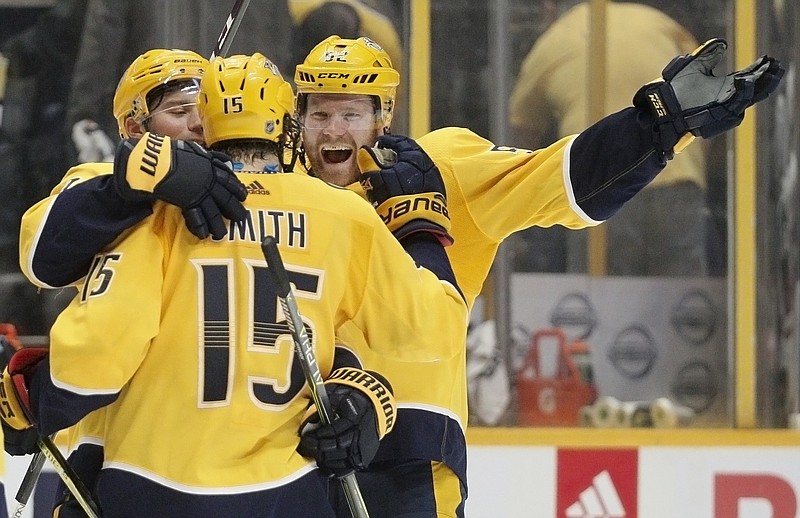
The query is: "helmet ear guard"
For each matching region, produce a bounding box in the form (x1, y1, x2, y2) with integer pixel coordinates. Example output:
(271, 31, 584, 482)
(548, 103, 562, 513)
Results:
(294, 35, 399, 130)
(199, 53, 300, 170)
(113, 49, 208, 138)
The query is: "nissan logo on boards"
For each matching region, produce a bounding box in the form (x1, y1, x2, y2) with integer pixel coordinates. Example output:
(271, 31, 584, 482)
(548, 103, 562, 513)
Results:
(550, 292, 596, 341)
(671, 289, 717, 346)
(607, 325, 657, 379)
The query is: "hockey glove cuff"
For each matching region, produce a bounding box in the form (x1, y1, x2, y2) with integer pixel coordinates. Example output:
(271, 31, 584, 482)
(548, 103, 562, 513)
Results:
(298, 367, 396, 477)
(114, 133, 249, 239)
(358, 135, 453, 246)
(633, 38, 784, 160)
(0, 347, 48, 432)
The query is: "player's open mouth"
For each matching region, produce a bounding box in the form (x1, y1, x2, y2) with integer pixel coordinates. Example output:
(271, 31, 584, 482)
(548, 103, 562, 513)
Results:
(322, 146, 352, 164)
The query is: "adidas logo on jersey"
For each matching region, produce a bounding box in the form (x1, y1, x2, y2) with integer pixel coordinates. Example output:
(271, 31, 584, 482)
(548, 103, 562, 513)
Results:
(246, 180, 270, 195)
(565, 470, 626, 518)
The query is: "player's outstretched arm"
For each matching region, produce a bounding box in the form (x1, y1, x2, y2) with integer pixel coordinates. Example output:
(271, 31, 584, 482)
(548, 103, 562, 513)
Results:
(21, 133, 251, 288)
(20, 172, 152, 288)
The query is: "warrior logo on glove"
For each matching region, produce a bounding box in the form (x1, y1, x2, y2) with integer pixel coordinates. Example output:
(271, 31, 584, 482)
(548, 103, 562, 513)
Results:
(298, 367, 397, 477)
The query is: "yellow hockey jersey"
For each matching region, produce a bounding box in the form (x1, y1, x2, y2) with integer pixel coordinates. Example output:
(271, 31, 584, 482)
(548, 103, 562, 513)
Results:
(344, 120, 668, 483)
(19, 162, 142, 289)
(38, 171, 467, 492)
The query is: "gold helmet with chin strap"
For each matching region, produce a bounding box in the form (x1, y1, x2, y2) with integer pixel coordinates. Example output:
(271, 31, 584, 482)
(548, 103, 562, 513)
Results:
(112, 49, 208, 138)
(199, 53, 297, 147)
(294, 35, 400, 130)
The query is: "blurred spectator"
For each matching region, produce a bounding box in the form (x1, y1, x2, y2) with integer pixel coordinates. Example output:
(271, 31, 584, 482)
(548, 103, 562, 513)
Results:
(290, 1, 360, 67)
(430, 1, 491, 135)
(288, 0, 406, 131)
(0, 0, 87, 335)
(509, 0, 714, 277)
(65, 0, 294, 162)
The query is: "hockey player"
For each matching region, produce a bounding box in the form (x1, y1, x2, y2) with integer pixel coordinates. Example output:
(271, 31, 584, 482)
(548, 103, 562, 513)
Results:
(1, 53, 467, 517)
(20, 48, 249, 291)
(291, 35, 784, 517)
(12, 47, 251, 515)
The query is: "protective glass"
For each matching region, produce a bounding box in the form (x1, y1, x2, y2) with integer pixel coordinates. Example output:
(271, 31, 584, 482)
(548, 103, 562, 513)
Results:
(142, 102, 199, 122)
(139, 82, 201, 123)
(300, 99, 381, 130)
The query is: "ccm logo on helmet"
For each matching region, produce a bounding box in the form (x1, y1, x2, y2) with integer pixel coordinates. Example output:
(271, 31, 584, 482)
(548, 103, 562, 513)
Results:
(317, 72, 350, 79)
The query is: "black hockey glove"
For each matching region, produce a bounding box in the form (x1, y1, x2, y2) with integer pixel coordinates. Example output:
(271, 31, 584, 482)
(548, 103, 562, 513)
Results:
(297, 368, 396, 478)
(0, 347, 48, 456)
(634, 38, 784, 160)
(114, 133, 248, 239)
(358, 134, 453, 246)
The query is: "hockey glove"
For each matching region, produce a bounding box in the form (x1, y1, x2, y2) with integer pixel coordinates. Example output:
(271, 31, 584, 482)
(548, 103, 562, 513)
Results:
(297, 367, 396, 478)
(358, 134, 453, 246)
(114, 133, 248, 240)
(633, 38, 784, 160)
(0, 347, 48, 455)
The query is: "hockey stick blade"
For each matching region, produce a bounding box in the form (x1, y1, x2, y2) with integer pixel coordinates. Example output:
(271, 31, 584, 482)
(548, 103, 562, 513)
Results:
(210, 0, 252, 60)
(261, 236, 370, 518)
(12, 448, 46, 517)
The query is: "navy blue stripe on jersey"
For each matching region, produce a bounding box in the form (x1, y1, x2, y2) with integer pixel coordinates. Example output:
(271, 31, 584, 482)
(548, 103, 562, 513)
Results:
(32, 175, 152, 287)
(30, 356, 117, 436)
(570, 107, 666, 221)
(200, 264, 232, 403)
(54, 442, 104, 517)
(331, 345, 364, 371)
(401, 233, 464, 300)
(329, 459, 464, 517)
(371, 407, 467, 491)
(93, 467, 336, 517)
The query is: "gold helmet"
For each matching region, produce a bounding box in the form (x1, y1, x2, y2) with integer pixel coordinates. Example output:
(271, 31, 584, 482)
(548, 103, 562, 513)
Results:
(112, 49, 208, 138)
(295, 35, 400, 129)
(199, 53, 297, 148)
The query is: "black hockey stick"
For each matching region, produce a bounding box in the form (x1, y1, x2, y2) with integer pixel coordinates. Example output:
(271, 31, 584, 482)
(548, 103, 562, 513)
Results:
(261, 236, 370, 518)
(25, 434, 101, 518)
(210, 0, 252, 60)
(11, 444, 46, 517)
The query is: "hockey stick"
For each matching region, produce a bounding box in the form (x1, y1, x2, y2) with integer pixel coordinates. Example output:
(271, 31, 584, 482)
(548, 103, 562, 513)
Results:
(210, 0, 252, 60)
(11, 446, 46, 517)
(5, 432, 97, 518)
(261, 236, 370, 518)
(33, 434, 100, 518)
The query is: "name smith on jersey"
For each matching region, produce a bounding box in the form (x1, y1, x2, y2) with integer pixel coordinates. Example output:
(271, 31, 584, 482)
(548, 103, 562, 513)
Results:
(220, 208, 307, 249)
